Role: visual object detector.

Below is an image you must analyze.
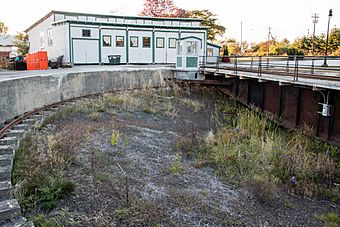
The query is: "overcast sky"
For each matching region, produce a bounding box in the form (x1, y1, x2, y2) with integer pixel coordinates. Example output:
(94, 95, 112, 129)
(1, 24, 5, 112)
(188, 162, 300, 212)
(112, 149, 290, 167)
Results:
(1, 0, 339, 43)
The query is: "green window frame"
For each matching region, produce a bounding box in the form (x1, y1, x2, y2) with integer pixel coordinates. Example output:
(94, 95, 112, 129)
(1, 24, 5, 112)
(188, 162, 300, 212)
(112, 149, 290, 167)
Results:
(156, 37, 165, 48)
(116, 36, 124, 47)
(130, 36, 138, 47)
(82, 29, 91, 37)
(169, 38, 176, 48)
(143, 37, 151, 48)
(102, 35, 111, 47)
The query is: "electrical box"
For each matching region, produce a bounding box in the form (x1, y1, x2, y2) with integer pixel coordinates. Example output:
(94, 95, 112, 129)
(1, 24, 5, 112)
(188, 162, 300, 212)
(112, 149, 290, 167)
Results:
(319, 103, 331, 117)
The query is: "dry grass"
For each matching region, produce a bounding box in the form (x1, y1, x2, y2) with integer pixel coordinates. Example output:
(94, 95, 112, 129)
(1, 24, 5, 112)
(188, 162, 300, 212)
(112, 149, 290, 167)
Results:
(190, 106, 340, 202)
(180, 98, 205, 111)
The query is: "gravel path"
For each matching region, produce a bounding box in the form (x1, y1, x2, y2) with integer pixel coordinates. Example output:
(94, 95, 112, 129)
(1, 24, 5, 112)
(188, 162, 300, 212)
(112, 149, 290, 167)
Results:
(34, 88, 339, 226)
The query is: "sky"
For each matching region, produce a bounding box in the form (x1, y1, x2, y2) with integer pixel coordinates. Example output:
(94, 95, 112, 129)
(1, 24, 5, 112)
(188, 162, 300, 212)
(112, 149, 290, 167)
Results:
(1, 0, 339, 43)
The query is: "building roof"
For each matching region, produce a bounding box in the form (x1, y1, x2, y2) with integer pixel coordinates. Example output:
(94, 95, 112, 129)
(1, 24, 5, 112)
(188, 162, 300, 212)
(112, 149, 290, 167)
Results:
(56, 19, 208, 31)
(25, 10, 204, 33)
(0, 35, 15, 47)
(207, 42, 222, 48)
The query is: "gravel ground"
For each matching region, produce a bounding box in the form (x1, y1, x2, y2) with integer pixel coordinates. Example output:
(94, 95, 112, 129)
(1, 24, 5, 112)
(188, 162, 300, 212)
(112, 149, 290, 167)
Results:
(35, 88, 339, 226)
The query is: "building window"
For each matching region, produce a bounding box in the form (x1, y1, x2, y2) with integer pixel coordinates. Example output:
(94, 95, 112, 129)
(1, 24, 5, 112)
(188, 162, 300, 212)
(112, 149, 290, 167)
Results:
(47, 29, 53, 46)
(130, 36, 138, 47)
(156, 37, 164, 48)
(40, 31, 45, 49)
(177, 42, 183, 55)
(169, 38, 176, 48)
(143, 37, 151, 48)
(208, 48, 213, 56)
(187, 41, 198, 54)
(103, 35, 111, 47)
(82, 29, 91, 37)
(116, 36, 124, 47)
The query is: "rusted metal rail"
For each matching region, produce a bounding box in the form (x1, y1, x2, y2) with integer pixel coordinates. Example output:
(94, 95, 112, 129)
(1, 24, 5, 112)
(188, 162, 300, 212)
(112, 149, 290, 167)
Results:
(0, 86, 159, 139)
(0, 94, 97, 139)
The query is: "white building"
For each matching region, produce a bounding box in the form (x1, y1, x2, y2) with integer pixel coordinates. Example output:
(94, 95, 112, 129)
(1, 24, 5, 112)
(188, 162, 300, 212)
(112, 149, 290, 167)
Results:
(206, 42, 221, 63)
(0, 35, 18, 58)
(25, 11, 211, 65)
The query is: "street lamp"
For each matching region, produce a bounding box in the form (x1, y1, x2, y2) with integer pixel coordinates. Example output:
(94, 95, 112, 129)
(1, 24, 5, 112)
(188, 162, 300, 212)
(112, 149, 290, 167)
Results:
(322, 9, 333, 67)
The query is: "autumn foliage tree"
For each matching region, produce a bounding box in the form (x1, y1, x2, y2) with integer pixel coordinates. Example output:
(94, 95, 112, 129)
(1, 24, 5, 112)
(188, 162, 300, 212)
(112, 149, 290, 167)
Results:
(188, 10, 225, 41)
(0, 21, 8, 35)
(139, 0, 187, 18)
(139, 0, 226, 41)
(14, 32, 29, 56)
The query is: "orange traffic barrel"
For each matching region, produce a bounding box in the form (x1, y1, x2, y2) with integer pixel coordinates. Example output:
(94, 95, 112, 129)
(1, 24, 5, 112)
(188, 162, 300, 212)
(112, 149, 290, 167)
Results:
(37, 51, 48, 70)
(34, 52, 39, 70)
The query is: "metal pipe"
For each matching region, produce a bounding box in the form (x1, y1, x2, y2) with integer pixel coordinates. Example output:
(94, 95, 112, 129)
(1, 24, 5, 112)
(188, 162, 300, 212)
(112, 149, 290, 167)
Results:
(322, 9, 333, 67)
(258, 56, 262, 76)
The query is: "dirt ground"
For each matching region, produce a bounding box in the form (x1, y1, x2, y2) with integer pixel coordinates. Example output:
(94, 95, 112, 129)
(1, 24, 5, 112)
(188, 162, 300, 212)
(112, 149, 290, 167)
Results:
(28, 87, 339, 226)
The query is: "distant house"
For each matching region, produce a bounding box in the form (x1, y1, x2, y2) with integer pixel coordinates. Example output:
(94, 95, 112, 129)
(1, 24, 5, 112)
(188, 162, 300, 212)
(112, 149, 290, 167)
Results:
(0, 35, 18, 58)
(25, 10, 209, 65)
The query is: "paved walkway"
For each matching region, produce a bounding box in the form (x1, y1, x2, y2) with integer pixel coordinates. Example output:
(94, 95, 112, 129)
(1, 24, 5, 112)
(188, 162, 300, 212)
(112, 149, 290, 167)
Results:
(0, 65, 174, 82)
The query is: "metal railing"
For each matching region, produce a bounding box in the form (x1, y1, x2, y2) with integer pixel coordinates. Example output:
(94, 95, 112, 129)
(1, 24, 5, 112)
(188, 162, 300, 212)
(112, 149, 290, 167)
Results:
(199, 55, 340, 81)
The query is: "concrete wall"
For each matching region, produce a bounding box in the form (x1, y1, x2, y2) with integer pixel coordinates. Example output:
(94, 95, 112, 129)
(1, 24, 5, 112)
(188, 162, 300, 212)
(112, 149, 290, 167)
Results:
(0, 68, 173, 126)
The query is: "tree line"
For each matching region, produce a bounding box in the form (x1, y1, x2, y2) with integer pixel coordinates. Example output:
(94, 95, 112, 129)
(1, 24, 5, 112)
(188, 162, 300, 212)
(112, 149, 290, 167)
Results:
(224, 28, 340, 56)
(140, 0, 339, 56)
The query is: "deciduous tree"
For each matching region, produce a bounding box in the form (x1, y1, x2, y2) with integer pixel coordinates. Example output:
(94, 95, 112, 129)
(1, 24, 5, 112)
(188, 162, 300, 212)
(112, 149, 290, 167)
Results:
(225, 38, 240, 55)
(14, 32, 29, 56)
(188, 10, 225, 41)
(0, 21, 8, 35)
(139, 0, 187, 18)
(328, 28, 340, 54)
(139, 1, 225, 41)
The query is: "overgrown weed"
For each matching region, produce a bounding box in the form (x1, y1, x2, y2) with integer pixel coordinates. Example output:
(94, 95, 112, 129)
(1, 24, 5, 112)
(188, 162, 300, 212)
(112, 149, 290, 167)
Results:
(12, 132, 76, 213)
(189, 101, 340, 202)
(315, 212, 340, 226)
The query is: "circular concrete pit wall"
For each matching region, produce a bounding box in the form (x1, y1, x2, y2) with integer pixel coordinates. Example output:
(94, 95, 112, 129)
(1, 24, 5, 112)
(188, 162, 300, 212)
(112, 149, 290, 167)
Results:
(0, 68, 173, 126)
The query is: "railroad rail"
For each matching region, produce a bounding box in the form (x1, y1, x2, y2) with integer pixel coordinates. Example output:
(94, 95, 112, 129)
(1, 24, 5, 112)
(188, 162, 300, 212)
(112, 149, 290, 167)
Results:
(0, 85, 167, 225)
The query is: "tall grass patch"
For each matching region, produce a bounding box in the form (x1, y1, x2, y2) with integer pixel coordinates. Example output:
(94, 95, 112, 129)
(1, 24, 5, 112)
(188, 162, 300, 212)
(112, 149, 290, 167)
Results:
(12, 132, 76, 213)
(194, 102, 340, 202)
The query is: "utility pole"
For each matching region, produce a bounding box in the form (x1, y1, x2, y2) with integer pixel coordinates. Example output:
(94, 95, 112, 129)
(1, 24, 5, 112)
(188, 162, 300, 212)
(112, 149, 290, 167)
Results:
(311, 13, 319, 56)
(267, 27, 272, 56)
(240, 21, 243, 55)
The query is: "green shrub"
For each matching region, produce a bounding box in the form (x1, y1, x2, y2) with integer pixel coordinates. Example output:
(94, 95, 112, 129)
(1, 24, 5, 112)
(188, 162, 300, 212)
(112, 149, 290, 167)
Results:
(315, 212, 340, 226)
(13, 133, 76, 213)
(31, 214, 59, 227)
(19, 177, 75, 211)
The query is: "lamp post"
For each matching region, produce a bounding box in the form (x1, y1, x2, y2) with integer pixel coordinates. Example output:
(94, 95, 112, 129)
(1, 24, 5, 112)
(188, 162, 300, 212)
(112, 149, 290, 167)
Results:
(322, 9, 333, 67)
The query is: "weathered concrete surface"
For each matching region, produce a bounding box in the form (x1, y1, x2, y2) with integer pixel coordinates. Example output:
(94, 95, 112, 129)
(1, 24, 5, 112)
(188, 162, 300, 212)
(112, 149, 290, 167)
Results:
(0, 67, 173, 126)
